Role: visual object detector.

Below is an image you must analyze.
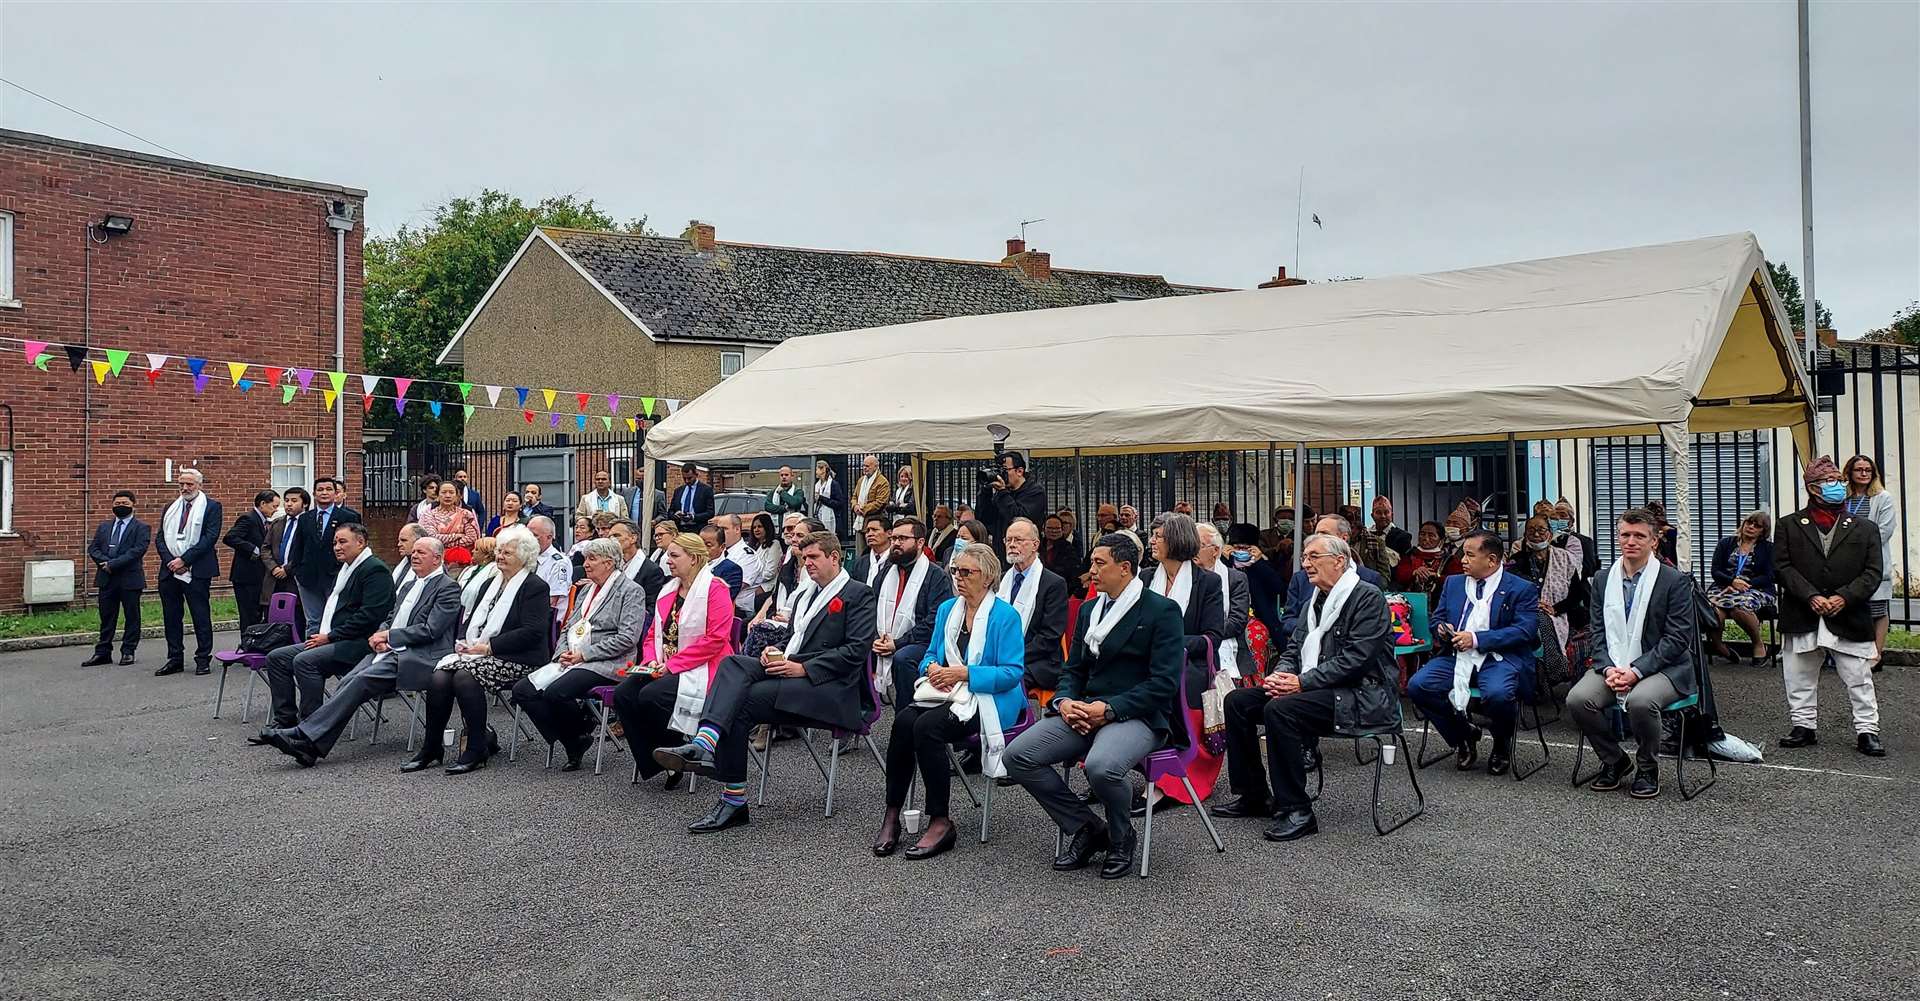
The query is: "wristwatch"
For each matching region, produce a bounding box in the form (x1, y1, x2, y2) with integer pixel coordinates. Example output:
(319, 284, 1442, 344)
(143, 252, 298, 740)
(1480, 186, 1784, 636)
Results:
(1102, 706, 1116, 723)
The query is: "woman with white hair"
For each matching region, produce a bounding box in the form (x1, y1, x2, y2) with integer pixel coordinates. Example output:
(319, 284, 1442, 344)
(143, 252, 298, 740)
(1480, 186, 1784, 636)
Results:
(509, 537, 649, 771)
(405, 524, 553, 775)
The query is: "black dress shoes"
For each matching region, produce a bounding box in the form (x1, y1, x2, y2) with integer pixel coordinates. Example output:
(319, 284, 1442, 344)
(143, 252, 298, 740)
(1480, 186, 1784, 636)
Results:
(1052, 822, 1110, 871)
(261, 728, 320, 768)
(1589, 757, 1632, 791)
(1100, 831, 1136, 879)
(1455, 725, 1483, 770)
(1486, 738, 1512, 777)
(1262, 809, 1319, 842)
(154, 661, 184, 677)
(1779, 726, 1818, 748)
(1630, 760, 1660, 799)
(1211, 796, 1273, 819)
(560, 737, 592, 772)
(193, 662, 212, 676)
(81, 654, 112, 667)
(905, 822, 957, 861)
(400, 750, 444, 773)
(873, 809, 903, 857)
(445, 756, 488, 775)
(119, 654, 137, 666)
(653, 741, 717, 778)
(688, 800, 751, 834)
(1857, 732, 1887, 757)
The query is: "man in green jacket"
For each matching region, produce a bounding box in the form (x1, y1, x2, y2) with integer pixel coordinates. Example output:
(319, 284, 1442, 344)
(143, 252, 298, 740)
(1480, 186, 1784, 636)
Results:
(764, 464, 809, 518)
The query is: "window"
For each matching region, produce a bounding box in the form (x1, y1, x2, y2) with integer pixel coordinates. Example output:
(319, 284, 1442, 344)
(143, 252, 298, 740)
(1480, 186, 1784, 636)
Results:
(720, 351, 745, 379)
(270, 440, 313, 494)
(0, 212, 14, 306)
(1433, 456, 1472, 483)
(0, 451, 13, 534)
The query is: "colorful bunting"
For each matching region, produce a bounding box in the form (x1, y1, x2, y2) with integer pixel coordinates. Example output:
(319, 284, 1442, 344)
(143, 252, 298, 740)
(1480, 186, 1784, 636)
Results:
(429, 400, 443, 418)
(322, 389, 338, 411)
(515, 386, 530, 407)
(548, 411, 561, 429)
(463, 404, 476, 420)
(599, 415, 613, 431)
(641, 397, 656, 418)
(522, 409, 535, 424)
(485, 385, 502, 406)
(237, 378, 254, 393)
(148, 368, 163, 387)
(65, 345, 87, 372)
(575, 414, 588, 430)
(394, 397, 407, 414)
(264, 366, 284, 387)
(194, 374, 210, 394)
(362, 394, 374, 414)
(575, 392, 590, 413)
(146, 354, 169, 381)
(457, 382, 473, 400)
(281, 385, 297, 404)
(105, 349, 130, 377)
(24, 340, 49, 369)
(327, 370, 346, 394)
(625, 417, 638, 433)
(359, 374, 379, 397)
(392, 377, 412, 400)
(227, 362, 248, 385)
(91, 360, 111, 384)
(664, 398, 681, 415)
(188, 357, 207, 377)
(295, 367, 315, 390)
(542, 388, 558, 410)
(607, 394, 620, 414)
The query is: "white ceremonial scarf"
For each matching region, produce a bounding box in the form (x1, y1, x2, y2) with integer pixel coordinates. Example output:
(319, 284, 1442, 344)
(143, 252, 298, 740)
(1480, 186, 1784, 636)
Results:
(1154, 560, 1195, 614)
(376, 569, 442, 662)
(929, 525, 956, 555)
(651, 564, 720, 732)
(1448, 569, 1506, 712)
(997, 558, 1041, 629)
(815, 476, 832, 499)
(319, 548, 373, 635)
(785, 569, 851, 659)
(855, 472, 881, 526)
(1206, 559, 1241, 679)
(873, 554, 931, 695)
(566, 574, 620, 656)
(162, 491, 209, 582)
(460, 562, 500, 615)
(1602, 560, 1660, 680)
(459, 567, 530, 646)
(939, 596, 1007, 778)
(1084, 577, 1144, 656)
(1299, 562, 1362, 678)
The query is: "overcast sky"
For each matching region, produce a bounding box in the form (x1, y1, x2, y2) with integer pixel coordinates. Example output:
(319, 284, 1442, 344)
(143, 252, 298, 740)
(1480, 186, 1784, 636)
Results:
(3, 2, 1914, 330)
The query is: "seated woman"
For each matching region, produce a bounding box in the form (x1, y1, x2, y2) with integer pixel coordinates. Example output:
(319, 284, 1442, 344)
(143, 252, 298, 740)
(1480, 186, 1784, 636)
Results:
(873, 543, 1025, 861)
(458, 536, 499, 619)
(611, 532, 736, 788)
(1139, 512, 1224, 810)
(487, 491, 524, 537)
(944, 517, 993, 571)
(1391, 520, 1448, 599)
(1507, 515, 1583, 685)
(406, 524, 553, 775)
(1707, 510, 1776, 664)
(509, 538, 650, 770)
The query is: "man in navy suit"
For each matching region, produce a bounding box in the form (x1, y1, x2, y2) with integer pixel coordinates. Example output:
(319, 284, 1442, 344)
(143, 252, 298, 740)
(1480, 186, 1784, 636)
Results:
(1407, 529, 1540, 775)
(154, 469, 225, 676)
(83, 489, 151, 666)
(293, 476, 362, 633)
(1275, 514, 1383, 651)
(451, 465, 488, 530)
(669, 462, 715, 532)
(223, 489, 280, 632)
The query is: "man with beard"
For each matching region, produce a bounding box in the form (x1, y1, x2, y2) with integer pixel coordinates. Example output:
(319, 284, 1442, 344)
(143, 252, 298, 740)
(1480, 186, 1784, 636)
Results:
(872, 517, 953, 701)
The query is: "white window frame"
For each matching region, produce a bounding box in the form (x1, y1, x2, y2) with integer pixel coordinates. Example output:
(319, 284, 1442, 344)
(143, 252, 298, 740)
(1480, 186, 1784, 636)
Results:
(270, 440, 314, 494)
(0, 451, 13, 534)
(0, 212, 16, 307)
(720, 350, 745, 379)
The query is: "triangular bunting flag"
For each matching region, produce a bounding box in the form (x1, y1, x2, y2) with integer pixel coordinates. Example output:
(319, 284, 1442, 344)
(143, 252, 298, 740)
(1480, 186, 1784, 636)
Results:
(23, 340, 49, 368)
(393, 377, 412, 399)
(237, 378, 253, 393)
(188, 358, 207, 377)
(147, 368, 163, 387)
(281, 385, 297, 404)
(359, 374, 379, 397)
(362, 394, 375, 414)
(575, 414, 588, 430)
(548, 412, 561, 429)
(457, 382, 473, 400)
(91, 360, 111, 384)
(66, 345, 88, 372)
(575, 392, 590, 413)
(463, 404, 475, 420)
(394, 397, 407, 415)
(429, 401, 443, 418)
(607, 394, 620, 414)
(194, 374, 210, 394)
(599, 416, 612, 431)
(514, 387, 530, 407)
(295, 367, 315, 390)
(327, 370, 346, 394)
(641, 397, 656, 418)
(322, 389, 338, 411)
(146, 353, 169, 375)
(484, 385, 502, 406)
(105, 349, 130, 377)
(664, 398, 682, 415)
(625, 417, 638, 433)
(264, 366, 284, 387)
(522, 409, 535, 424)
(227, 362, 248, 385)
(542, 388, 558, 410)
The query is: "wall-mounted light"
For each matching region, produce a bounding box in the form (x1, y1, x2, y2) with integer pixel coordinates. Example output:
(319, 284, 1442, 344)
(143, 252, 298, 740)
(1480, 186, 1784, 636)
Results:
(98, 214, 134, 235)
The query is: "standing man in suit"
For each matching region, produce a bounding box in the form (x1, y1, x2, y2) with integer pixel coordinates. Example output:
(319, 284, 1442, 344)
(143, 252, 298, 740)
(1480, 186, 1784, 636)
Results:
(521, 482, 559, 523)
(1569, 508, 1699, 799)
(653, 530, 876, 833)
(262, 522, 396, 729)
(451, 465, 488, 531)
(1775, 457, 1887, 758)
(254, 536, 459, 767)
(851, 454, 891, 555)
(1000, 517, 1070, 696)
(155, 469, 224, 677)
(223, 489, 280, 631)
(1276, 514, 1384, 651)
(668, 463, 715, 533)
(1406, 530, 1541, 775)
(84, 489, 151, 667)
(294, 477, 362, 633)
(1004, 532, 1184, 880)
(265, 488, 305, 603)
(575, 468, 629, 522)
(870, 516, 953, 701)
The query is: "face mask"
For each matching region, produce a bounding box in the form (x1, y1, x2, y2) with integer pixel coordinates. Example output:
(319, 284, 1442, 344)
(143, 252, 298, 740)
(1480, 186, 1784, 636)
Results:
(1444, 527, 1462, 542)
(1548, 519, 1570, 534)
(1817, 481, 1848, 504)
(1418, 544, 1442, 554)
(112, 505, 133, 518)
(951, 538, 970, 555)
(1230, 549, 1253, 566)
(1527, 539, 1550, 550)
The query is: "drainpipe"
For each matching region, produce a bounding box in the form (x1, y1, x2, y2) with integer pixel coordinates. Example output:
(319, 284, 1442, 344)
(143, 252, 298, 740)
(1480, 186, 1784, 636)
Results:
(326, 201, 356, 481)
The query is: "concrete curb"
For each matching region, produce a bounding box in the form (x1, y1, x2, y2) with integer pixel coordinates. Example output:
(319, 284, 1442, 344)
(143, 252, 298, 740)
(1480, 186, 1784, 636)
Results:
(0, 620, 241, 654)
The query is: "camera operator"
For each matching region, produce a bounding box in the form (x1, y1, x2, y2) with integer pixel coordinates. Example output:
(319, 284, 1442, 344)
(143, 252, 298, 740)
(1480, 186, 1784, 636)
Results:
(974, 451, 1047, 556)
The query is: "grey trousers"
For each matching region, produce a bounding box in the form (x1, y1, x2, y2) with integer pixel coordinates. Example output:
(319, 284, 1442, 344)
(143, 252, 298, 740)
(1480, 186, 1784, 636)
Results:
(265, 642, 351, 728)
(1004, 715, 1158, 843)
(1569, 670, 1680, 768)
(294, 656, 400, 755)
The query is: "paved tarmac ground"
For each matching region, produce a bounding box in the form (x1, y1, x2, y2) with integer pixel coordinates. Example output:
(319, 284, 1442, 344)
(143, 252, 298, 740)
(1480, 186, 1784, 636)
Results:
(1, 633, 1915, 1001)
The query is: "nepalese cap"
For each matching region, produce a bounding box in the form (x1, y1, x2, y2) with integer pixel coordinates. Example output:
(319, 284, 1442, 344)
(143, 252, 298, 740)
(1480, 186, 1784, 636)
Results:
(1227, 522, 1262, 546)
(1802, 455, 1841, 487)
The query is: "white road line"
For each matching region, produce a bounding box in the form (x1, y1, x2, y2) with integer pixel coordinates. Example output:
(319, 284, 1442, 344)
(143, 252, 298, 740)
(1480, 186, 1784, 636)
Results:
(1525, 736, 1904, 783)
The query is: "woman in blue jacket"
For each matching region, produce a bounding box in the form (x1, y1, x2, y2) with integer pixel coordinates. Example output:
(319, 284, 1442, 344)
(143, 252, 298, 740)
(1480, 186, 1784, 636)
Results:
(872, 544, 1027, 861)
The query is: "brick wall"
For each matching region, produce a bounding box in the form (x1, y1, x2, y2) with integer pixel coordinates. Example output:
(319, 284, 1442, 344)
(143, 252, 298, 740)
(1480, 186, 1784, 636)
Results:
(0, 132, 365, 614)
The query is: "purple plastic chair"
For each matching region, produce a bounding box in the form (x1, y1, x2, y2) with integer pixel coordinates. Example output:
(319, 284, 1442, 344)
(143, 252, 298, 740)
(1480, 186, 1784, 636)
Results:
(211, 592, 302, 721)
(1136, 642, 1227, 878)
(941, 700, 1035, 844)
(756, 654, 886, 817)
(540, 684, 621, 776)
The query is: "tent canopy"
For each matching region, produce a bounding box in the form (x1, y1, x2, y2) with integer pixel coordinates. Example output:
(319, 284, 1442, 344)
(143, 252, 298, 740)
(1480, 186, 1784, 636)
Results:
(645, 232, 1813, 462)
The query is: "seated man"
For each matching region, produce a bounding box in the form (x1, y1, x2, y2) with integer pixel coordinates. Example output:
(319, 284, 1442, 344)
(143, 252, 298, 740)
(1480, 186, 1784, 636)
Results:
(653, 530, 876, 833)
(1406, 530, 1540, 776)
(1216, 532, 1397, 841)
(999, 517, 1069, 697)
(254, 536, 461, 766)
(1275, 514, 1384, 651)
(1569, 508, 1698, 799)
(263, 522, 396, 730)
(871, 516, 952, 701)
(700, 523, 745, 598)
(1003, 533, 1183, 881)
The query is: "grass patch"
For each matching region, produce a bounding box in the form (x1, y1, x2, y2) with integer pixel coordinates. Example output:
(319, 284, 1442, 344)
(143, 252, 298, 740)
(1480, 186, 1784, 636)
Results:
(0, 597, 241, 640)
(1715, 620, 1917, 650)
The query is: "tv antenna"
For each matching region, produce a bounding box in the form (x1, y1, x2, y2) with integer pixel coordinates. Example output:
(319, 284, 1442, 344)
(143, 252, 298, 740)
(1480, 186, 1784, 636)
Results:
(1019, 217, 1046, 241)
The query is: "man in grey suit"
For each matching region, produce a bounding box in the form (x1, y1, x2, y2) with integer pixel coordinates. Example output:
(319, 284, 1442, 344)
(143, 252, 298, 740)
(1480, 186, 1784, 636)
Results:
(254, 537, 462, 767)
(509, 537, 650, 770)
(1569, 508, 1698, 800)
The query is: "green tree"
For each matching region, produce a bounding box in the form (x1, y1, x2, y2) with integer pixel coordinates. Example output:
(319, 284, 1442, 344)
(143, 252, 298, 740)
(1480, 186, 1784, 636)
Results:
(1766, 260, 1833, 331)
(1882, 301, 1920, 346)
(363, 190, 651, 442)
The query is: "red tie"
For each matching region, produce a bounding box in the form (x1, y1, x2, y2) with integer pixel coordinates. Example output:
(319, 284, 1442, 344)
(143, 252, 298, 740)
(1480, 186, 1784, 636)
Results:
(178, 500, 191, 532)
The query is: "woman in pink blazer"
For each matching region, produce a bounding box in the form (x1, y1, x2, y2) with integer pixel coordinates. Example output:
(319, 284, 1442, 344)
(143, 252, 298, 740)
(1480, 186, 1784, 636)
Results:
(610, 532, 736, 788)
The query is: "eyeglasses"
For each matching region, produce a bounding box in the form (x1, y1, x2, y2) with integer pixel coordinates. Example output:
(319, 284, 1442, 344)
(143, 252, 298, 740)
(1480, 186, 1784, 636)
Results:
(950, 567, 978, 579)
(1303, 551, 1342, 563)
(890, 534, 918, 543)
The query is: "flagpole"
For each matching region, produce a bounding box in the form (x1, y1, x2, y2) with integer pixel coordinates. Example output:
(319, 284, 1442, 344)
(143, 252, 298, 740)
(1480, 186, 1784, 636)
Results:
(1293, 166, 1305, 278)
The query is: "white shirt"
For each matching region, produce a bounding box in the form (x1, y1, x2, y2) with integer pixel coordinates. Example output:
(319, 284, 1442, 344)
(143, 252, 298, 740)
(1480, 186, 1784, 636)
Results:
(536, 546, 571, 598)
(381, 568, 443, 655)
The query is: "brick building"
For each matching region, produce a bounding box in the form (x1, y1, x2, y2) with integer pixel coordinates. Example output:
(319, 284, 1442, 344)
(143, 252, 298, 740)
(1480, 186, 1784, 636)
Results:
(0, 129, 365, 614)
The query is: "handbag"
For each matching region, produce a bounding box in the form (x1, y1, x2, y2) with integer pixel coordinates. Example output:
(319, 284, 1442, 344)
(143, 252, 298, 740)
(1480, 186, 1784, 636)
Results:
(910, 675, 971, 706)
(238, 622, 292, 654)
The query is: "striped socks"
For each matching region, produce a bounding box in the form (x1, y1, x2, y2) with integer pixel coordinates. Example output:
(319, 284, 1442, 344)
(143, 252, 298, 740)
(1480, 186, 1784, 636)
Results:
(721, 781, 748, 806)
(693, 725, 720, 755)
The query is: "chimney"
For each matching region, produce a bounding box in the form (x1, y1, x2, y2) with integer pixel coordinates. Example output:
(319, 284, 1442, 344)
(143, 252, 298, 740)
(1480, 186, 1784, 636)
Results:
(1005, 237, 1025, 257)
(1258, 266, 1306, 289)
(682, 219, 716, 252)
(1002, 244, 1051, 281)
(1793, 326, 1840, 348)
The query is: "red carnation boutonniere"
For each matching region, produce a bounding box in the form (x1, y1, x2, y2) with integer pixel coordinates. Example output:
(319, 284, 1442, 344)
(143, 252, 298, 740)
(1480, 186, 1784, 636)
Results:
(828, 597, 844, 614)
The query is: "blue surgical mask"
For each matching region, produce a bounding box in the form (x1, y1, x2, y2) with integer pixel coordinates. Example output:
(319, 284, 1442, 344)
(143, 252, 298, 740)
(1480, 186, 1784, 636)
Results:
(951, 538, 970, 555)
(1817, 481, 1848, 503)
(1548, 519, 1570, 534)
(1230, 549, 1253, 566)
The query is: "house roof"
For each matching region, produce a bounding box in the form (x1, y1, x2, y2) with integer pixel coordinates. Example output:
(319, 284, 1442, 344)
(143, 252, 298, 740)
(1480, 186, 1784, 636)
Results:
(436, 226, 1218, 363)
(0, 128, 366, 198)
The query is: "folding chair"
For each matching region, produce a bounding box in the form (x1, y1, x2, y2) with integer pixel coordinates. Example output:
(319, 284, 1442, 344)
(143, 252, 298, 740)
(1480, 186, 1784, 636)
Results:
(536, 684, 620, 776)
(211, 592, 302, 721)
(1413, 681, 1551, 781)
(1305, 701, 1427, 836)
(1569, 692, 1718, 801)
(756, 655, 885, 817)
(937, 702, 1035, 844)
(1135, 648, 1228, 877)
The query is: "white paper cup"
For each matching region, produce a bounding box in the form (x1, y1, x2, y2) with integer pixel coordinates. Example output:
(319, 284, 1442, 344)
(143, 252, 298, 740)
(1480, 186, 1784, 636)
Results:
(901, 809, 925, 835)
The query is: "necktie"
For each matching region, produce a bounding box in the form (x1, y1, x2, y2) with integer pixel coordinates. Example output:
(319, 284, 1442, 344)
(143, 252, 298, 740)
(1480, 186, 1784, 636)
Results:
(1475, 578, 1486, 601)
(681, 488, 693, 515)
(280, 521, 295, 563)
(111, 519, 126, 549)
(177, 501, 191, 532)
(1012, 570, 1027, 598)
(319, 507, 332, 541)
(1094, 597, 1111, 623)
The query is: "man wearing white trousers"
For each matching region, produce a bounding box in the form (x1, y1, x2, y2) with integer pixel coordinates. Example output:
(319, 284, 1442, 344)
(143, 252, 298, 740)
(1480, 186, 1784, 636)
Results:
(1774, 456, 1887, 758)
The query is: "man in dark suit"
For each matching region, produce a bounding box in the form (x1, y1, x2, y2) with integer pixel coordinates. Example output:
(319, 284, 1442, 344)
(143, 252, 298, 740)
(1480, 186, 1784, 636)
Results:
(1774, 458, 1886, 758)
(155, 470, 225, 676)
(1276, 514, 1384, 651)
(855, 520, 891, 585)
(1000, 518, 1069, 694)
(451, 465, 488, 531)
(668, 462, 715, 533)
(1406, 530, 1540, 776)
(264, 487, 304, 603)
(871, 517, 953, 700)
(1216, 531, 1399, 841)
(699, 524, 745, 598)
(293, 476, 362, 633)
(254, 536, 461, 767)
(1004, 532, 1184, 880)
(83, 489, 151, 666)
(263, 522, 395, 729)
(1568, 508, 1700, 798)
(1369, 496, 1414, 559)
(521, 482, 559, 523)
(223, 489, 280, 632)
(653, 530, 877, 834)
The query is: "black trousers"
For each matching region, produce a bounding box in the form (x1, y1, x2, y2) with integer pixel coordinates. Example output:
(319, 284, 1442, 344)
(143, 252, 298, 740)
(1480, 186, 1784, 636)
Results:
(613, 671, 687, 779)
(95, 587, 141, 658)
(703, 655, 835, 783)
(510, 667, 611, 749)
(234, 581, 264, 631)
(421, 669, 493, 765)
(884, 703, 973, 815)
(158, 575, 213, 665)
(1223, 686, 1339, 813)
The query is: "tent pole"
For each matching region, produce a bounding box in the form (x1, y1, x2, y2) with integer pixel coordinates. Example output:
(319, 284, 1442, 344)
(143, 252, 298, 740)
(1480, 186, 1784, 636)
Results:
(1266, 440, 1277, 530)
(638, 444, 658, 550)
(1073, 448, 1085, 555)
(1292, 442, 1306, 571)
(1506, 433, 1521, 546)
